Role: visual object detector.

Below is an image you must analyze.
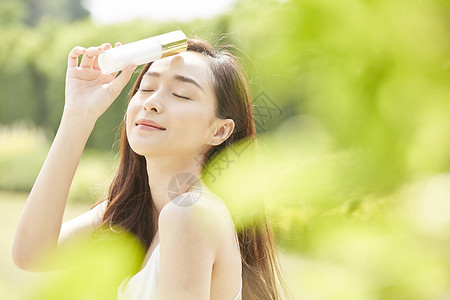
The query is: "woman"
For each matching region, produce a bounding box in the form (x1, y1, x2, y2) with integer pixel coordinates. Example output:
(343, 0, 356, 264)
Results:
(13, 37, 287, 299)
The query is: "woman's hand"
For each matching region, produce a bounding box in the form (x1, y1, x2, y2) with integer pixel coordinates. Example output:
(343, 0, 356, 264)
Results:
(64, 43, 136, 123)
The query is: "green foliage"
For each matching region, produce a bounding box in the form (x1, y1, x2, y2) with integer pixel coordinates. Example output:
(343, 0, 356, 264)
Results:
(0, 124, 48, 191)
(234, 0, 450, 179)
(25, 228, 145, 300)
(1, 0, 89, 26)
(0, 0, 26, 26)
(199, 0, 450, 297)
(0, 124, 116, 203)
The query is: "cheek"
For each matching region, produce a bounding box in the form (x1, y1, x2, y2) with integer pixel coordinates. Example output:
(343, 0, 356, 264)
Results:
(126, 99, 141, 124)
(171, 107, 213, 139)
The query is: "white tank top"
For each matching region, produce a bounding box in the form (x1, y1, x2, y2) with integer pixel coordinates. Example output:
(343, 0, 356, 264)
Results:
(117, 190, 242, 300)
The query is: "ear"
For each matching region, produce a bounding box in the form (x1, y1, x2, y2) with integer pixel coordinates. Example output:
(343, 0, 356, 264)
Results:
(210, 119, 235, 146)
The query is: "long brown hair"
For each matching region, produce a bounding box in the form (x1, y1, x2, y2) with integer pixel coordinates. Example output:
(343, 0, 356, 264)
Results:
(97, 37, 290, 300)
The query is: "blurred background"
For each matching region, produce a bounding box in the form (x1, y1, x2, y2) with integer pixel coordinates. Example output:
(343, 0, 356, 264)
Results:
(1, 0, 450, 299)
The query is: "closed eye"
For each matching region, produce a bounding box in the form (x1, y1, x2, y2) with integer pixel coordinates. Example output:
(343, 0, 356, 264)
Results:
(173, 93, 191, 100)
(138, 89, 154, 93)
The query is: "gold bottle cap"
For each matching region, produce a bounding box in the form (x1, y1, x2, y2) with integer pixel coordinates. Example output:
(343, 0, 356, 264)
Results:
(158, 30, 188, 58)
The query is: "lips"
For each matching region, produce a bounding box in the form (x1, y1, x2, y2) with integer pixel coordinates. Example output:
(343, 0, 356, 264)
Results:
(135, 118, 166, 130)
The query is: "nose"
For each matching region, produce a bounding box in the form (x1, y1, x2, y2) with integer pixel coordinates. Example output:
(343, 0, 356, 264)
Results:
(142, 92, 163, 113)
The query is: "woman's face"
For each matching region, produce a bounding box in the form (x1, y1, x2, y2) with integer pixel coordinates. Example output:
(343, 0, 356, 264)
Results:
(126, 51, 226, 160)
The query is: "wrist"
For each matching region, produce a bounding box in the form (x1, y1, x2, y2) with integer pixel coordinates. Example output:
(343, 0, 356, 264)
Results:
(60, 111, 97, 134)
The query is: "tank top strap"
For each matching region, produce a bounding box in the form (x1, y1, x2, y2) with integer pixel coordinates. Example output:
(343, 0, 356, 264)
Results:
(233, 277, 242, 300)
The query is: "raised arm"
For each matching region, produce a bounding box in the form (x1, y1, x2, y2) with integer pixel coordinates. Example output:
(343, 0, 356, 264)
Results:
(12, 44, 135, 272)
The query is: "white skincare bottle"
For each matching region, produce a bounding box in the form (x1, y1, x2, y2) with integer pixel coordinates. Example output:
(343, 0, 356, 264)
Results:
(98, 30, 188, 74)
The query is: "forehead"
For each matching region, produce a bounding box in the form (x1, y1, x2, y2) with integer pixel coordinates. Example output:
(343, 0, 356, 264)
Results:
(147, 51, 213, 86)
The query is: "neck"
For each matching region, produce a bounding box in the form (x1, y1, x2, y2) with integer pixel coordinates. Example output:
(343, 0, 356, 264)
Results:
(145, 153, 204, 216)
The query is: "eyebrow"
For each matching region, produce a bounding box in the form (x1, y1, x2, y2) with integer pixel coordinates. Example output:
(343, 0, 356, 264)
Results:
(144, 71, 203, 91)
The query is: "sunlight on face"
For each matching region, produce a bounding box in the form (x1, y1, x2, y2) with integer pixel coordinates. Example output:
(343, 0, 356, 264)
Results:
(126, 51, 218, 159)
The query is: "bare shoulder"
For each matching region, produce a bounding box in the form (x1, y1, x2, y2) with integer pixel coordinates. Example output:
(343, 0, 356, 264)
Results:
(158, 192, 241, 298)
(158, 193, 231, 298)
(159, 192, 231, 245)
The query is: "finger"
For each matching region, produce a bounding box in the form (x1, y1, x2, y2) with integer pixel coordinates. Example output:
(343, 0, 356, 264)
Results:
(80, 46, 102, 68)
(108, 64, 137, 100)
(102, 43, 112, 50)
(93, 43, 112, 70)
(92, 56, 100, 70)
(68, 46, 86, 68)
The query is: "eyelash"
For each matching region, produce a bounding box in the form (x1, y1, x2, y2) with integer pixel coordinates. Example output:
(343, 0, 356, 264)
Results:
(138, 89, 154, 93)
(138, 89, 191, 100)
(173, 93, 191, 100)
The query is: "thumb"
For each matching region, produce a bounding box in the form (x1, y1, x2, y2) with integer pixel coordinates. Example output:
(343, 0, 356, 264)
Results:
(107, 64, 137, 100)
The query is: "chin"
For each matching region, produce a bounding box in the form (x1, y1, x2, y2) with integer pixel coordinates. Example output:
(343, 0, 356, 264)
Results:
(126, 130, 165, 157)
(129, 142, 164, 158)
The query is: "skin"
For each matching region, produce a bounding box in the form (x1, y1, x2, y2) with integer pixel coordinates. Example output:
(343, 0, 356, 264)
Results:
(13, 43, 242, 299)
(127, 52, 231, 211)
